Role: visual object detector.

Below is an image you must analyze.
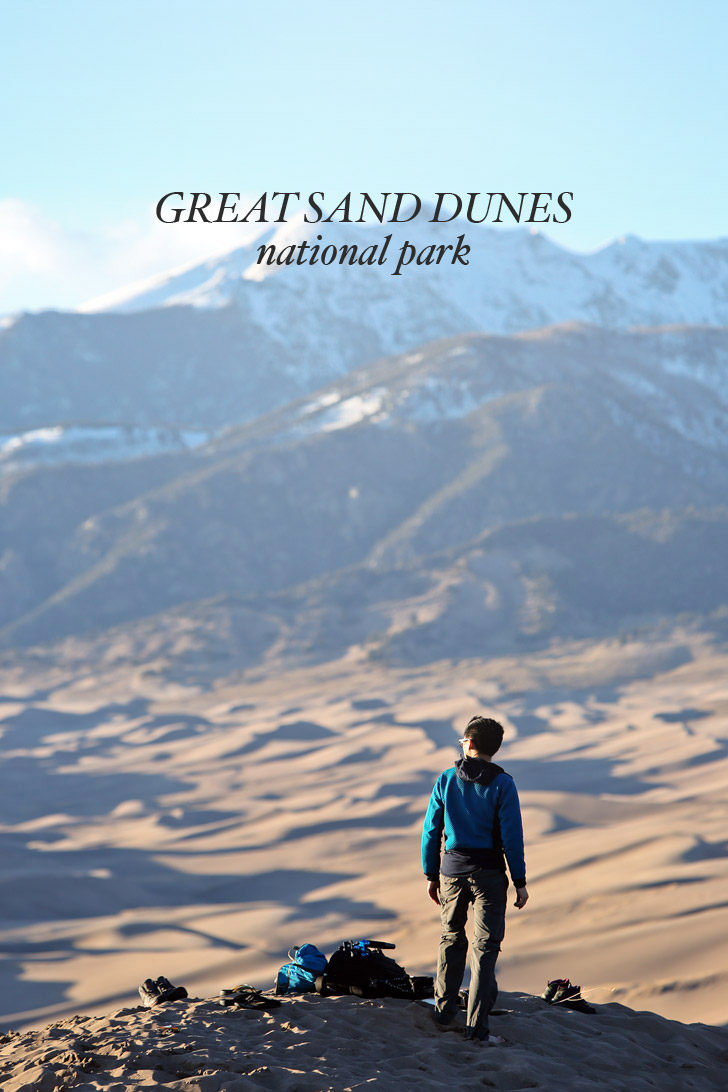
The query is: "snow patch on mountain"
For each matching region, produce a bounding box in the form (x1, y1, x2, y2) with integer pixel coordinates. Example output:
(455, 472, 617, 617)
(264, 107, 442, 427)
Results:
(318, 390, 387, 431)
(289, 389, 388, 437)
(0, 423, 214, 474)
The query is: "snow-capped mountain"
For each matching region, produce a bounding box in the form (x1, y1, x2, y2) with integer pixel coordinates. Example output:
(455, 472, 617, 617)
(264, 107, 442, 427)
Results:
(80, 214, 728, 333)
(4, 221, 728, 438)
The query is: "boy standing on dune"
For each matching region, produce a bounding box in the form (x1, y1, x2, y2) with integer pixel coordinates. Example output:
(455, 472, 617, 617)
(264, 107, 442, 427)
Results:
(422, 715, 528, 1043)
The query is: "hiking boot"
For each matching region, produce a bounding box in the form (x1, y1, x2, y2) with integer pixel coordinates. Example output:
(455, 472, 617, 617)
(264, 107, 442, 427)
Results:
(541, 978, 571, 1003)
(464, 1027, 505, 1045)
(551, 982, 581, 1005)
(151, 977, 188, 1004)
(547, 981, 595, 1014)
(139, 978, 164, 1008)
(431, 1008, 460, 1031)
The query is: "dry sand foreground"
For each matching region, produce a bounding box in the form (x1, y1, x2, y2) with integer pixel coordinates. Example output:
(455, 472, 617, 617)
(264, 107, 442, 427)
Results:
(2, 992, 727, 1092)
(0, 623, 727, 1036)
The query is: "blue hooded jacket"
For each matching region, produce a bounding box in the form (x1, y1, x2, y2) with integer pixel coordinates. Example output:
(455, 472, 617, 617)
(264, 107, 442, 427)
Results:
(421, 757, 526, 887)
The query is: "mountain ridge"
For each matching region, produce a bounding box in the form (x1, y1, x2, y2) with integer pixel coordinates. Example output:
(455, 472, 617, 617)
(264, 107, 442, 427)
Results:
(4, 225, 728, 436)
(77, 219, 728, 332)
(2, 323, 727, 652)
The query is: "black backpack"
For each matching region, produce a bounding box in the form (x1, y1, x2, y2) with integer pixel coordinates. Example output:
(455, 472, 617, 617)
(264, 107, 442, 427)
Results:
(322, 940, 433, 1000)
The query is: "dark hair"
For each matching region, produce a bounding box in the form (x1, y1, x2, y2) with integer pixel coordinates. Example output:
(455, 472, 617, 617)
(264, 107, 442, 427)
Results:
(464, 716, 504, 756)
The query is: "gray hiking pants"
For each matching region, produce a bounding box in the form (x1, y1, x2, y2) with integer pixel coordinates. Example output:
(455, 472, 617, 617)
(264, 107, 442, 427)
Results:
(435, 868, 508, 1037)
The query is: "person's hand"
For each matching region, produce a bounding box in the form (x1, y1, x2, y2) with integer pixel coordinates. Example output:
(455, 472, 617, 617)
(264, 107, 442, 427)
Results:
(427, 880, 440, 906)
(514, 885, 529, 909)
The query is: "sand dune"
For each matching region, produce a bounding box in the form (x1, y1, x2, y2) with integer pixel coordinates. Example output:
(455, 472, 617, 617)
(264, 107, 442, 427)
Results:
(2, 991, 727, 1092)
(0, 623, 727, 1035)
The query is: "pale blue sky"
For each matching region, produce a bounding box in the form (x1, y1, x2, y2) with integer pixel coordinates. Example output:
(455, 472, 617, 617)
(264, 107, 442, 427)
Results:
(1, 0, 725, 311)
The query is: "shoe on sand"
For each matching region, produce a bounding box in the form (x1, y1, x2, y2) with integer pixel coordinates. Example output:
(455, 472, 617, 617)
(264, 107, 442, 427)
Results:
(220, 985, 281, 1010)
(549, 981, 595, 1014)
(464, 1028, 506, 1045)
(464, 1026, 506, 1043)
(431, 1011, 462, 1033)
(139, 977, 188, 1007)
(155, 976, 188, 1003)
(541, 978, 571, 1003)
(551, 982, 580, 1004)
(139, 979, 163, 1008)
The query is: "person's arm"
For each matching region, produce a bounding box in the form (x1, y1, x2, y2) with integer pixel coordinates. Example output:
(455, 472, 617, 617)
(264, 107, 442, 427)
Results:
(422, 777, 445, 903)
(497, 776, 528, 908)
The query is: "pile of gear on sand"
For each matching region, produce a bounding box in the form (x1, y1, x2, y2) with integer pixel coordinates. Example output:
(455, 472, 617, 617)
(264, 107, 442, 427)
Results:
(138, 938, 594, 1041)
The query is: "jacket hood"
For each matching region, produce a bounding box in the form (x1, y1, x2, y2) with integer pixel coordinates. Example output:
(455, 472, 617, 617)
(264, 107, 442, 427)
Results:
(455, 757, 504, 785)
